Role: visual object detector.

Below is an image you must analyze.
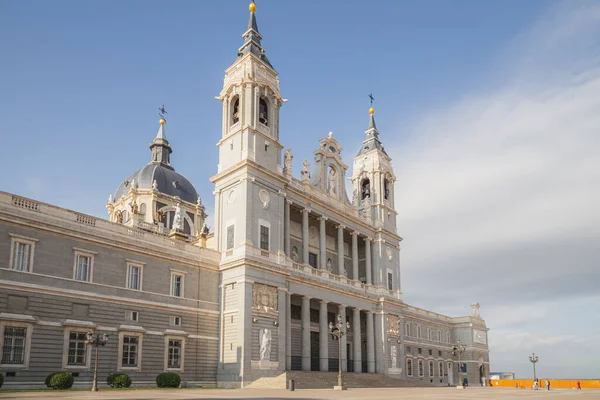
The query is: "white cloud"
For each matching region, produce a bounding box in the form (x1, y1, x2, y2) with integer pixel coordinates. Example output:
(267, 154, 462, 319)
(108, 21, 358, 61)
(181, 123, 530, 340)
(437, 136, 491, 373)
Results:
(389, 1, 600, 378)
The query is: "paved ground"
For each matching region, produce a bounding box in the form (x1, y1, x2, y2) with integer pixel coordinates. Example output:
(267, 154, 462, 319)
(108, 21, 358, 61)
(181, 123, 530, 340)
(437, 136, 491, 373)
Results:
(0, 387, 596, 400)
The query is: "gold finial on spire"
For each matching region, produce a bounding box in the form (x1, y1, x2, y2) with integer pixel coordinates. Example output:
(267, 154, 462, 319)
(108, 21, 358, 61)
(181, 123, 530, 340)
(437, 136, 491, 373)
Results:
(158, 104, 167, 125)
(368, 93, 375, 114)
(249, 1, 256, 13)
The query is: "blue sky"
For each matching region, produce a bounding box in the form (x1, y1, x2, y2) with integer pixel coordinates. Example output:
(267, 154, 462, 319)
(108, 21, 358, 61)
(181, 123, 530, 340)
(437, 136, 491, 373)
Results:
(1, 0, 599, 379)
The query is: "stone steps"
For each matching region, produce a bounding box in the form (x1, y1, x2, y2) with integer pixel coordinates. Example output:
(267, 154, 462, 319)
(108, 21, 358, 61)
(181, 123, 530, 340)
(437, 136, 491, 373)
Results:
(246, 371, 436, 389)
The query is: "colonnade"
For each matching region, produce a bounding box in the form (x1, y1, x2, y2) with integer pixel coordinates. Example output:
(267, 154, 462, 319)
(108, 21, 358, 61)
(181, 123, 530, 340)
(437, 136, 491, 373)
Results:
(283, 200, 374, 284)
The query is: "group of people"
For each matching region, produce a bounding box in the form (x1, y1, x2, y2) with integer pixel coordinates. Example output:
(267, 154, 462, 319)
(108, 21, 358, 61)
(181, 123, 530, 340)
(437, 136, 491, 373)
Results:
(532, 378, 550, 390)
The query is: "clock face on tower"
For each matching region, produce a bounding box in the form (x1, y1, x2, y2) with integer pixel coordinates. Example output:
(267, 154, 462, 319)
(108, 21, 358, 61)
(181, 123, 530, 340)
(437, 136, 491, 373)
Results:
(473, 329, 487, 345)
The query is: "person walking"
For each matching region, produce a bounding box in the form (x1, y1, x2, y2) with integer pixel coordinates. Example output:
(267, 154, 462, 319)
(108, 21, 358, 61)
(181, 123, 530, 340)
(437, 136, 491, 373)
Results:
(545, 379, 550, 390)
(577, 381, 581, 390)
(533, 380, 538, 390)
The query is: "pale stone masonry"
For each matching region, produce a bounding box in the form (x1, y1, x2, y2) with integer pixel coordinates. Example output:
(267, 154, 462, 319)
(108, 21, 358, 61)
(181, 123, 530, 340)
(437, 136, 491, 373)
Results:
(0, 2, 489, 390)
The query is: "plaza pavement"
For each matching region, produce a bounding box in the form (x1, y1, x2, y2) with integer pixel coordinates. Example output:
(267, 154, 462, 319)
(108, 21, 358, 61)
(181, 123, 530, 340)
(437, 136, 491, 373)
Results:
(0, 387, 597, 400)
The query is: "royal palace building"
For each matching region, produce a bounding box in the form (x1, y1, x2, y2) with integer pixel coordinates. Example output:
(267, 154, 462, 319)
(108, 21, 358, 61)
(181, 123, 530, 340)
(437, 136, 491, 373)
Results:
(0, 2, 489, 389)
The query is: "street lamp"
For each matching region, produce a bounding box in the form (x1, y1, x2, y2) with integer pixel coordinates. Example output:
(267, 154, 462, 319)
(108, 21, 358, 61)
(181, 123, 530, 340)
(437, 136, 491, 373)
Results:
(329, 314, 350, 390)
(529, 353, 539, 382)
(85, 331, 109, 392)
(452, 340, 466, 388)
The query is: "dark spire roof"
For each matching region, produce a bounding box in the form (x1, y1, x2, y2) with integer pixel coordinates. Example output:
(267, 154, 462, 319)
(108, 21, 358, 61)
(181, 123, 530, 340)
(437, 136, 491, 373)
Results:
(150, 119, 173, 170)
(236, 2, 274, 69)
(357, 109, 388, 157)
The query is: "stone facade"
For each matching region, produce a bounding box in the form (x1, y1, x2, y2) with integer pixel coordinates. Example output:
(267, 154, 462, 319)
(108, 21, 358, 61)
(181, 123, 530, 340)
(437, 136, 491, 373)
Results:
(0, 3, 488, 390)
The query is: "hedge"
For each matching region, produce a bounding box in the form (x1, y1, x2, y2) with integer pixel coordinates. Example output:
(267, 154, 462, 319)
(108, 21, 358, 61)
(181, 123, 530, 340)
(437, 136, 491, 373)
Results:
(156, 372, 181, 388)
(48, 372, 74, 389)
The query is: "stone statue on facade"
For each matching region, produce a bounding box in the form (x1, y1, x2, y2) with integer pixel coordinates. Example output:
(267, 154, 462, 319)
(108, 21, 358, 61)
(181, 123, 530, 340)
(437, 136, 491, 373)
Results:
(130, 179, 137, 190)
(259, 328, 272, 361)
(362, 195, 371, 218)
(301, 160, 310, 182)
(155, 209, 165, 224)
(172, 203, 183, 232)
(129, 199, 139, 215)
(115, 211, 123, 224)
(152, 179, 158, 190)
(283, 148, 293, 178)
(328, 167, 337, 196)
(326, 258, 332, 272)
(291, 246, 299, 262)
(391, 345, 397, 368)
(471, 302, 481, 318)
(108, 194, 113, 203)
(352, 187, 358, 206)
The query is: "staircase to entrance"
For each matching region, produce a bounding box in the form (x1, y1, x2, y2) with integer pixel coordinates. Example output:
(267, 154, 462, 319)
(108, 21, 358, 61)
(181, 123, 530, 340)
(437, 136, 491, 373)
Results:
(246, 371, 436, 389)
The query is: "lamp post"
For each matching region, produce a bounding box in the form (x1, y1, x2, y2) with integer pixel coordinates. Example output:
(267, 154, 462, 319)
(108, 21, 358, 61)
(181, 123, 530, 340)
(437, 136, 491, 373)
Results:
(329, 314, 350, 390)
(85, 331, 109, 392)
(529, 353, 539, 382)
(452, 340, 466, 388)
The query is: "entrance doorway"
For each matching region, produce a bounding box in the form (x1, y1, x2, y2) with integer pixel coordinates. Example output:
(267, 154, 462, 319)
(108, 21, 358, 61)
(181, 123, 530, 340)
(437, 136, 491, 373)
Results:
(310, 331, 319, 371)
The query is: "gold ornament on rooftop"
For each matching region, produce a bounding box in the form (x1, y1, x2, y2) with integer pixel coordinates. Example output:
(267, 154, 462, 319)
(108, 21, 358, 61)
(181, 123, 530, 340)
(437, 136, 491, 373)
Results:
(249, 1, 256, 13)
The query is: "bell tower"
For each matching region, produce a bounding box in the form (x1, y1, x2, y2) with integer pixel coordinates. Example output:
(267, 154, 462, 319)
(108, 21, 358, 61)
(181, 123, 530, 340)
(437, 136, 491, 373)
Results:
(215, 1, 285, 174)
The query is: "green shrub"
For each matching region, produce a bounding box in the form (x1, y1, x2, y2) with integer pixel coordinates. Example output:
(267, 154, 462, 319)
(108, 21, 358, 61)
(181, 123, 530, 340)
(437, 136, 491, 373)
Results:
(45, 372, 58, 388)
(106, 373, 118, 387)
(0, 373, 4, 389)
(156, 372, 181, 388)
(112, 373, 132, 388)
(48, 372, 74, 389)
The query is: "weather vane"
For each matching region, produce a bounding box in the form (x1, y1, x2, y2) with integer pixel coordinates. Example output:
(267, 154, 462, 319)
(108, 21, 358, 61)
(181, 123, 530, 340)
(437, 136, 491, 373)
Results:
(158, 104, 167, 121)
(369, 93, 375, 107)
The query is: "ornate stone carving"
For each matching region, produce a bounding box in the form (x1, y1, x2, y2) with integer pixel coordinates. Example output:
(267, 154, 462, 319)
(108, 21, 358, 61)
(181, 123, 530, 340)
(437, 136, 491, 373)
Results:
(259, 189, 271, 210)
(129, 199, 139, 215)
(328, 167, 337, 196)
(471, 302, 481, 318)
(386, 247, 393, 261)
(387, 314, 400, 337)
(259, 328, 272, 361)
(172, 203, 183, 231)
(252, 283, 278, 314)
(283, 148, 293, 178)
(391, 345, 397, 368)
(301, 160, 310, 182)
(291, 246, 299, 262)
(115, 210, 123, 224)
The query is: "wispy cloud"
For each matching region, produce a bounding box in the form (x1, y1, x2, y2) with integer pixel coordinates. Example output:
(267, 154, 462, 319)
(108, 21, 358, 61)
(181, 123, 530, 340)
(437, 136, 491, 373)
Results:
(389, 1, 600, 378)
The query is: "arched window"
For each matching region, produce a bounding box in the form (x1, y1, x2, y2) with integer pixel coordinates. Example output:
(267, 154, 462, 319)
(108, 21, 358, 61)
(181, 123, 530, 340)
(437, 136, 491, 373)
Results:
(122, 210, 130, 223)
(231, 96, 240, 124)
(259, 98, 268, 126)
(139, 203, 147, 215)
(361, 178, 371, 199)
(384, 179, 390, 200)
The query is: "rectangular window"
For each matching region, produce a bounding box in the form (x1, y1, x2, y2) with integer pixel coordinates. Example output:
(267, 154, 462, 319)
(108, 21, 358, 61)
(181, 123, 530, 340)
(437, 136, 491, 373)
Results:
(171, 273, 184, 297)
(67, 332, 87, 366)
(127, 264, 142, 290)
(226, 225, 235, 250)
(438, 350, 442, 357)
(439, 361, 444, 377)
(1, 326, 26, 364)
(167, 339, 182, 369)
(290, 304, 301, 320)
(406, 346, 411, 353)
(405, 322, 410, 337)
(446, 332, 451, 343)
(170, 316, 182, 327)
(12, 242, 31, 272)
(75, 254, 91, 282)
(429, 360, 434, 377)
(260, 225, 269, 251)
(122, 336, 139, 367)
(429, 349, 432, 356)
(418, 348, 422, 354)
(437, 330, 441, 342)
(407, 359, 413, 376)
(125, 311, 139, 322)
(308, 252, 318, 268)
(418, 360, 424, 377)
(417, 326, 422, 338)
(427, 328, 432, 340)
(387, 272, 393, 290)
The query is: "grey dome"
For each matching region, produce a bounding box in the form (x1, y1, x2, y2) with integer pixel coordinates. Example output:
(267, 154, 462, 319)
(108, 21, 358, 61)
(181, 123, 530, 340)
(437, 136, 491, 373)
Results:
(114, 163, 198, 204)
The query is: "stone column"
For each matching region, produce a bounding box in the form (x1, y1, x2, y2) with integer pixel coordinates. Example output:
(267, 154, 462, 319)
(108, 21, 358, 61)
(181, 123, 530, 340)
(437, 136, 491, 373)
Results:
(319, 300, 329, 371)
(286, 292, 292, 370)
(365, 238, 372, 285)
(337, 225, 345, 276)
(277, 288, 287, 370)
(372, 238, 380, 286)
(319, 216, 327, 269)
(352, 231, 359, 280)
(366, 310, 375, 373)
(302, 209, 310, 264)
(374, 311, 388, 374)
(239, 281, 254, 382)
(284, 200, 291, 256)
(339, 304, 347, 372)
(353, 308, 362, 373)
(301, 296, 312, 371)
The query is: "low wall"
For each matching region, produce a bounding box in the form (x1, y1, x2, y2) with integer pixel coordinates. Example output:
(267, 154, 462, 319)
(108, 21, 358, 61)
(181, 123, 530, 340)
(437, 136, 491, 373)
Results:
(491, 379, 600, 389)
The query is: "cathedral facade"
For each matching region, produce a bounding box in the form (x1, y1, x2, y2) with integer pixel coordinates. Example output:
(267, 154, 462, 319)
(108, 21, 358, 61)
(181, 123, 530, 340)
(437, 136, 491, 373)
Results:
(0, 3, 489, 390)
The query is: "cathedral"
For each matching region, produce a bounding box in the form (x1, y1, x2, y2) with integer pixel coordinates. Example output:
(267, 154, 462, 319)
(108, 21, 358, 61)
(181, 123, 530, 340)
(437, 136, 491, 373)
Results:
(0, 2, 489, 389)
